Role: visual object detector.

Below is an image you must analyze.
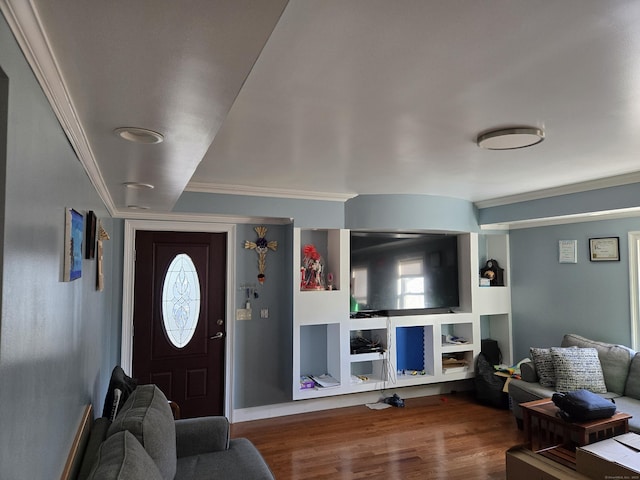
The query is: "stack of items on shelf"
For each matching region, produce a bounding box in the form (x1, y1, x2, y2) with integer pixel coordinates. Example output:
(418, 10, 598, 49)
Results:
(350, 335, 383, 354)
(442, 334, 470, 345)
(442, 353, 469, 373)
(299, 376, 316, 390)
(299, 374, 340, 390)
(350, 374, 369, 384)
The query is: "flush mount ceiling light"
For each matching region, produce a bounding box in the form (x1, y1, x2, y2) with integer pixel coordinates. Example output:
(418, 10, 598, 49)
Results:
(477, 127, 544, 150)
(114, 127, 164, 144)
(126, 205, 150, 210)
(123, 181, 155, 189)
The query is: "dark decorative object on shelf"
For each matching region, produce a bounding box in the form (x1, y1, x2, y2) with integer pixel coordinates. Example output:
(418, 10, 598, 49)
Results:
(480, 259, 504, 286)
(85, 210, 96, 259)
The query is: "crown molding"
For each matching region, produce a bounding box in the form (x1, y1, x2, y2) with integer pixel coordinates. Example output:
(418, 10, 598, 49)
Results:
(186, 181, 357, 202)
(0, 0, 116, 215)
(475, 171, 640, 209)
(114, 209, 292, 225)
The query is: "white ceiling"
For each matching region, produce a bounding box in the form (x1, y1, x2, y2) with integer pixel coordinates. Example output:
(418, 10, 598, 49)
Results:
(4, 0, 640, 215)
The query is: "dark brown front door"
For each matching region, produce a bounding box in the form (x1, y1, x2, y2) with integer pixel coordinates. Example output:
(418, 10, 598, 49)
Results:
(132, 231, 226, 418)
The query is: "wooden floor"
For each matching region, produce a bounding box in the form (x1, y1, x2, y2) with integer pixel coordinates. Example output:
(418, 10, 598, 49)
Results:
(231, 392, 525, 480)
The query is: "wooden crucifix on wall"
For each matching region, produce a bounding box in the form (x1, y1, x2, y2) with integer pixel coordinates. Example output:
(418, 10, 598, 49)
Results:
(244, 226, 278, 284)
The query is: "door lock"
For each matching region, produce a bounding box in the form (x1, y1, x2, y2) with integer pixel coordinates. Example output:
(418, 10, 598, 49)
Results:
(216, 319, 224, 326)
(209, 332, 224, 340)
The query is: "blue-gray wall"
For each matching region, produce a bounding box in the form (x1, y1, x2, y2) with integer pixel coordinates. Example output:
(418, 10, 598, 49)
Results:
(4, 3, 640, 475)
(509, 217, 640, 361)
(481, 184, 640, 361)
(346, 194, 479, 232)
(0, 14, 122, 479)
(479, 183, 640, 225)
(175, 192, 345, 228)
(233, 223, 292, 408)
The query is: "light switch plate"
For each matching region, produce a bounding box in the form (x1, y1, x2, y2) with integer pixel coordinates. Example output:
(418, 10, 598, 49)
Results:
(236, 308, 252, 320)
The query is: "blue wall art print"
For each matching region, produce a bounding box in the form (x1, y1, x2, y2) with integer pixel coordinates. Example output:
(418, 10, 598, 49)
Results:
(64, 208, 83, 281)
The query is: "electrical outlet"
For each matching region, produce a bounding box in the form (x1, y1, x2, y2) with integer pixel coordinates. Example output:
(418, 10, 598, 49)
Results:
(236, 308, 252, 320)
(260, 308, 269, 319)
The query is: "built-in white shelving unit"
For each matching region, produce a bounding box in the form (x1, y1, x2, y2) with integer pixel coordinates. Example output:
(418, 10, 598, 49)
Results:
(475, 233, 513, 366)
(292, 229, 512, 400)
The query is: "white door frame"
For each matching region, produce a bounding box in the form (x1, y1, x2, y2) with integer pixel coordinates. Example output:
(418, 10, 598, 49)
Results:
(121, 218, 236, 419)
(629, 231, 640, 351)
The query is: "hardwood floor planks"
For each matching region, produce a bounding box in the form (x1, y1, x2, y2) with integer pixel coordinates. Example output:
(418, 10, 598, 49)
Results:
(231, 392, 525, 479)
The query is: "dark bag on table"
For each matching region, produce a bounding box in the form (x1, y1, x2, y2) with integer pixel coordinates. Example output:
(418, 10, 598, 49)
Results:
(551, 389, 616, 422)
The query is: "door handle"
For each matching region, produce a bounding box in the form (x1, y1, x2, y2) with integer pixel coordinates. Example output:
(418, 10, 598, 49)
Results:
(209, 332, 224, 340)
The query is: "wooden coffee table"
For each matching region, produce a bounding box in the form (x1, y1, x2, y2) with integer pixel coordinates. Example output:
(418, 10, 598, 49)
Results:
(520, 398, 632, 467)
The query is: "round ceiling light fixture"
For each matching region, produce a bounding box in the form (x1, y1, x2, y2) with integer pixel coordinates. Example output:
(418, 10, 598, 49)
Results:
(114, 127, 164, 144)
(477, 127, 544, 150)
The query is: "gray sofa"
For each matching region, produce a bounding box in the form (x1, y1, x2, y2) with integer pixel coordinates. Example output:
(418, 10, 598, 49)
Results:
(78, 384, 275, 480)
(508, 333, 640, 432)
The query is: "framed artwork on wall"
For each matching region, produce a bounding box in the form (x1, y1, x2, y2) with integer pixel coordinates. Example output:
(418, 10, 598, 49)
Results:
(589, 237, 620, 262)
(85, 210, 96, 259)
(63, 208, 83, 281)
(558, 240, 577, 264)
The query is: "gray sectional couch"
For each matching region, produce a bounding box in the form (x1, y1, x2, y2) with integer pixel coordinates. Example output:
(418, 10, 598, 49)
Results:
(508, 334, 640, 432)
(78, 384, 275, 480)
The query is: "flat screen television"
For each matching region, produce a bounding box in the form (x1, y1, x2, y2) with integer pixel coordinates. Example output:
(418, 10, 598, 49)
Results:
(350, 231, 459, 316)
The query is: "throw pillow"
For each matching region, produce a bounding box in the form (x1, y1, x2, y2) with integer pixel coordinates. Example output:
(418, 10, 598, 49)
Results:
(551, 347, 607, 393)
(529, 347, 556, 387)
(562, 333, 634, 395)
(87, 430, 163, 480)
(107, 384, 177, 480)
(102, 365, 138, 419)
(625, 353, 640, 399)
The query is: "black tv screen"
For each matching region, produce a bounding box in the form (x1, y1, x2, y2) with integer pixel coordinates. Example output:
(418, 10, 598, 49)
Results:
(350, 231, 459, 315)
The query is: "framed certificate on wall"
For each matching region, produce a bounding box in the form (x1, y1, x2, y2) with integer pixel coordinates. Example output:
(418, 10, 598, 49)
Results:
(589, 237, 620, 262)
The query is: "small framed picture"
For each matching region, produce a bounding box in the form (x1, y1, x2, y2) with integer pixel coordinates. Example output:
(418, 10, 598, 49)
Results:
(589, 237, 620, 262)
(63, 208, 84, 281)
(85, 210, 97, 259)
(558, 240, 577, 264)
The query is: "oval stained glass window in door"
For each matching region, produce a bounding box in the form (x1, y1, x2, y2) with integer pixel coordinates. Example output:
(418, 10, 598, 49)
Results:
(161, 253, 201, 348)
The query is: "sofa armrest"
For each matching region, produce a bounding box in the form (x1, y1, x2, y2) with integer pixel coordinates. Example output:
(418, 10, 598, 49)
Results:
(520, 361, 539, 383)
(175, 416, 230, 457)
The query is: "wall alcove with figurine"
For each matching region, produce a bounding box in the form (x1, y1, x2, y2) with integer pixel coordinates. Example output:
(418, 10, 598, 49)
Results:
(480, 259, 505, 286)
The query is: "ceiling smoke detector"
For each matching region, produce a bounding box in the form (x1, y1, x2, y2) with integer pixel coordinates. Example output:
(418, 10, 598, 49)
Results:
(477, 127, 544, 150)
(114, 127, 164, 144)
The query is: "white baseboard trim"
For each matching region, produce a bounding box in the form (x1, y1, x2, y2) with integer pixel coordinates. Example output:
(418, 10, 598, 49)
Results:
(231, 380, 472, 423)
